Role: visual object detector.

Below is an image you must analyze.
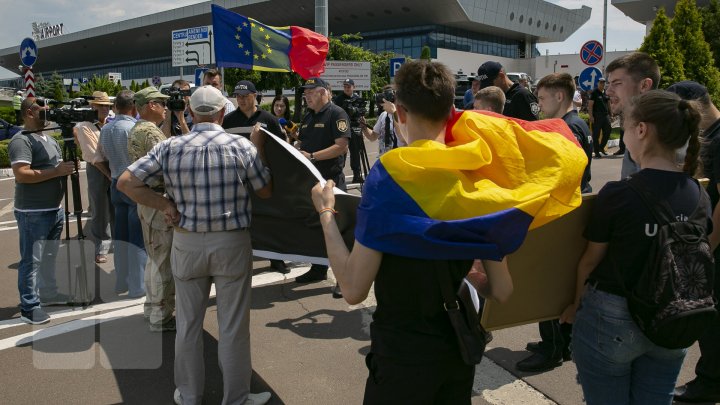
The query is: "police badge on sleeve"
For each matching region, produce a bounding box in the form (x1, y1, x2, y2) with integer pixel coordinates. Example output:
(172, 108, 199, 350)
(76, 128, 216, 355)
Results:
(336, 119, 349, 132)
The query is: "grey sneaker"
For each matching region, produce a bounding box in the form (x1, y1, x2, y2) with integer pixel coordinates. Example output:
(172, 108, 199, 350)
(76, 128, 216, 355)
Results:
(20, 307, 50, 325)
(149, 317, 176, 333)
(40, 293, 70, 306)
(245, 392, 271, 405)
(173, 388, 182, 405)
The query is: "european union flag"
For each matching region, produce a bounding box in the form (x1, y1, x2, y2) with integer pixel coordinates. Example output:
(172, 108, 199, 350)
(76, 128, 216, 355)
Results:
(211, 5, 329, 79)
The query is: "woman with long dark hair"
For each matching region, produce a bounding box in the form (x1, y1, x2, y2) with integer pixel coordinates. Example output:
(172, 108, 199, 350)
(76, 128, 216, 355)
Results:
(561, 90, 712, 405)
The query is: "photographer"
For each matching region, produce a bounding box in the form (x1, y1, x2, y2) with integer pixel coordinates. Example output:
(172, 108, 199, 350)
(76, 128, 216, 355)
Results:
(295, 77, 350, 295)
(161, 79, 192, 137)
(359, 86, 406, 156)
(10, 97, 75, 324)
(74, 91, 114, 264)
(333, 78, 364, 183)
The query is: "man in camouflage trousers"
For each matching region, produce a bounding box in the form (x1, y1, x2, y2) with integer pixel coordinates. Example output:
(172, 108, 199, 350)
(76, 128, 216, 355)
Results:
(127, 87, 175, 332)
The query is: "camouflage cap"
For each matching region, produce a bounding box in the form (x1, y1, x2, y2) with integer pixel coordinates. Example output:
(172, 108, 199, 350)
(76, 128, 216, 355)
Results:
(134, 86, 169, 107)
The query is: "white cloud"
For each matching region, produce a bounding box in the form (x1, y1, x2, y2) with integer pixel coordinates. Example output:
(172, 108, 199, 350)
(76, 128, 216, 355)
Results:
(539, 0, 646, 55)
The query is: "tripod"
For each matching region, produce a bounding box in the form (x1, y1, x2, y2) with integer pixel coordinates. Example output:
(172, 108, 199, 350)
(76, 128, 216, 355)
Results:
(351, 125, 370, 186)
(57, 124, 92, 308)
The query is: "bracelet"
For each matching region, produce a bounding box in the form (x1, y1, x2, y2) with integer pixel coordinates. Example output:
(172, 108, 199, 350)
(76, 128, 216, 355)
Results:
(318, 207, 338, 216)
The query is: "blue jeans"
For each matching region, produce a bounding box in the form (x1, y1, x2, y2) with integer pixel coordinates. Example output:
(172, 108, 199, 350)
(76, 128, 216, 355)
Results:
(15, 208, 64, 312)
(110, 179, 146, 297)
(572, 285, 686, 405)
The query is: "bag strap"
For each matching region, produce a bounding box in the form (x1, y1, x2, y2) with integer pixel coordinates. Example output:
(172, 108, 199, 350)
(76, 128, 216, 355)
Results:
(435, 263, 460, 312)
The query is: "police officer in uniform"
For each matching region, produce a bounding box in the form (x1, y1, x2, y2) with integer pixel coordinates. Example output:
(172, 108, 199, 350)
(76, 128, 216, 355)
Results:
(333, 78, 364, 183)
(294, 77, 350, 297)
(222, 80, 289, 275)
(477, 61, 539, 121)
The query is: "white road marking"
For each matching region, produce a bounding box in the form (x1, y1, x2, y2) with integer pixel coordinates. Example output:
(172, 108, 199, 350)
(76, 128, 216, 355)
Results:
(0, 201, 14, 218)
(0, 263, 555, 403)
(0, 266, 310, 351)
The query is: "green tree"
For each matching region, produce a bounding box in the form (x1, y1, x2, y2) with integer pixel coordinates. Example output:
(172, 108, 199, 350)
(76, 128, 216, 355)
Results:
(34, 73, 51, 98)
(420, 46, 432, 61)
(701, 0, 720, 69)
(48, 72, 68, 101)
(639, 7, 684, 88)
(78, 75, 123, 96)
(672, 0, 720, 99)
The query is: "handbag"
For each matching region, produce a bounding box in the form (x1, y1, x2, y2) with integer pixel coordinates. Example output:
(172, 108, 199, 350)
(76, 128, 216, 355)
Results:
(437, 265, 488, 365)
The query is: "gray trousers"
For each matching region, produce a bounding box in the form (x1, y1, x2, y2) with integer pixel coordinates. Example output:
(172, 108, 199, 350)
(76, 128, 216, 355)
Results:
(86, 164, 114, 255)
(172, 229, 253, 405)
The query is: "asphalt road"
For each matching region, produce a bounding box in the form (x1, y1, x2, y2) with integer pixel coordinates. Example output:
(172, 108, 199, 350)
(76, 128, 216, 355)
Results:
(0, 140, 714, 405)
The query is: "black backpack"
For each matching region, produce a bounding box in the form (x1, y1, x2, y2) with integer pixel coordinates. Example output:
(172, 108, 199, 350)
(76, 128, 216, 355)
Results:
(620, 177, 717, 349)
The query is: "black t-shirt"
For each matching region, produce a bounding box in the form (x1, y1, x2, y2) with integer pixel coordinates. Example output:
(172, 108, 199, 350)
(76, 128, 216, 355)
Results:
(503, 83, 539, 121)
(701, 118, 720, 208)
(222, 108, 283, 138)
(370, 253, 472, 364)
(584, 169, 712, 295)
(590, 88, 609, 116)
(562, 110, 593, 193)
(298, 102, 351, 180)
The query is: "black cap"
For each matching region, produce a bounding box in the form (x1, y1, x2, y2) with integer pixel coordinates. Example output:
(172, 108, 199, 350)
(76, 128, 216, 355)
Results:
(343, 78, 355, 86)
(476, 61, 503, 89)
(233, 80, 257, 96)
(301, 77, 330, 89)
(666, 80, 709, 101)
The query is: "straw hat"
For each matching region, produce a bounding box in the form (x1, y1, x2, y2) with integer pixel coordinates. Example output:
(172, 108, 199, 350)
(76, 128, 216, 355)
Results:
(89, 91, 113, 105)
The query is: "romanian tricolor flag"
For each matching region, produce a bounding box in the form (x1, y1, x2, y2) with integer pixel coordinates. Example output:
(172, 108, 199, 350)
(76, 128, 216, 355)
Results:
(211, 5, 329, 79)
(355, 110, 588, 261)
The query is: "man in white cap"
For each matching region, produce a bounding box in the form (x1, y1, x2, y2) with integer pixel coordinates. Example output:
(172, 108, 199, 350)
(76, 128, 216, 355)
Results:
(74, 91, 114, 264)
(118, 85, 273, 405)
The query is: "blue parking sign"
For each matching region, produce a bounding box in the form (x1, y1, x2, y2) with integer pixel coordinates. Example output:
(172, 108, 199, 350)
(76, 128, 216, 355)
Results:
(390, 58, 405, 78)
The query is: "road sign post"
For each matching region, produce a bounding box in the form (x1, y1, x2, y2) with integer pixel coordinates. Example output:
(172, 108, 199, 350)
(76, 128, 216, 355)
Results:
(578, 67, 603, 92)
(390, 57, 405, 79)
(580, 40, 603, 66)
(195, 68, 209, 86)
(172, 26, 215, 67)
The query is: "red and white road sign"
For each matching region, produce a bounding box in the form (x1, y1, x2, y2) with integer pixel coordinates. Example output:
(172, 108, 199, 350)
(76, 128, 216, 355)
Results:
(23, 67, 35, 98)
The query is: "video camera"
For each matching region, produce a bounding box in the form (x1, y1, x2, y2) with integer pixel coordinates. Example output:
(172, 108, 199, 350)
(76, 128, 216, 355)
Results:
(38, 97, 98, 127)
(341, 98, 367, 123)
(374, 88, 396, 106)
(161, 86, 192, 112)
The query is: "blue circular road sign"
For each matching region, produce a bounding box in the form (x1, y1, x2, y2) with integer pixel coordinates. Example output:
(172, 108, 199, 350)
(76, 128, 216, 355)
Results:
(19, 37, 38, 67)
(578, 67, 603, 92)
(580, 40, 603, 66)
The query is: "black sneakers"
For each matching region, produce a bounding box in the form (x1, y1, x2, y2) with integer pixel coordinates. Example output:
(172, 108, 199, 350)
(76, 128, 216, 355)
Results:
(295, 267, 328, 283)
(20, 307, 50, 325)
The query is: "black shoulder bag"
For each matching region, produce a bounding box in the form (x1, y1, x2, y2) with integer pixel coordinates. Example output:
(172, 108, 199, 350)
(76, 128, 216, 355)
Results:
(437, 266, 489, 365)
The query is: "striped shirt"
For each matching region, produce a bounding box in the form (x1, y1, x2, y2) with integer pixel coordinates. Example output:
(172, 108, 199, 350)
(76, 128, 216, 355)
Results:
(127, 122, 271, 232)
(98, 114, 137, 179)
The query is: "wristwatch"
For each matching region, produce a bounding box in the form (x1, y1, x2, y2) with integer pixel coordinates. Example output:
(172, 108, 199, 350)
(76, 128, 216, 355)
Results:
(310, 152, 316, 162)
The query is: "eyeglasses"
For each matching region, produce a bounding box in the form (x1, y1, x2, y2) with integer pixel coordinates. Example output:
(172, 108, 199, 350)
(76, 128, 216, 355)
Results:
(150, 100, 166, 107)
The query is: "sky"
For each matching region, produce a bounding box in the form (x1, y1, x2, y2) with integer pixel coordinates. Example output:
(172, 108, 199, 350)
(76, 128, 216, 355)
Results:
(0, 0, 647, 80)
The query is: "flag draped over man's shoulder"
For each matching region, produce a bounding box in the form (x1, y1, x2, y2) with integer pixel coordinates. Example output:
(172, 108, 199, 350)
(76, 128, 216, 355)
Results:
(211, 4, 329, 79)
(355, 110, 588, 261)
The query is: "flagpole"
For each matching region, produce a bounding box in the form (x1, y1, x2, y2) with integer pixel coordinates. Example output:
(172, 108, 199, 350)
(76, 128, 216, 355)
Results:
(315, 0, 328, 36)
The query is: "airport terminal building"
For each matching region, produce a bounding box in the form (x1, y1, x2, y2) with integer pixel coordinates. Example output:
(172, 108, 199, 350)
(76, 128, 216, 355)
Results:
(0, 0, 591, 88)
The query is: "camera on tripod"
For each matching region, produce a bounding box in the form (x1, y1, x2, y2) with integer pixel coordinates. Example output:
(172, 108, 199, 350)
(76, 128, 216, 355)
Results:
(161, 86, 192, 112)
(39, 98, 98, 128)
(341, 98, 368, 123)
(374, 88, 396, 106)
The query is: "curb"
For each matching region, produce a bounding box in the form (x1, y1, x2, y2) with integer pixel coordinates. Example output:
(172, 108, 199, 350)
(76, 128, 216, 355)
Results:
(0, 161, 87, 178)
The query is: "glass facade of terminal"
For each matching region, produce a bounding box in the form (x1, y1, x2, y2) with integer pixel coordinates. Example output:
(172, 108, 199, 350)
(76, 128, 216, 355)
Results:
(0, 24, 532, 87)
(347, 25, 527, 59)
